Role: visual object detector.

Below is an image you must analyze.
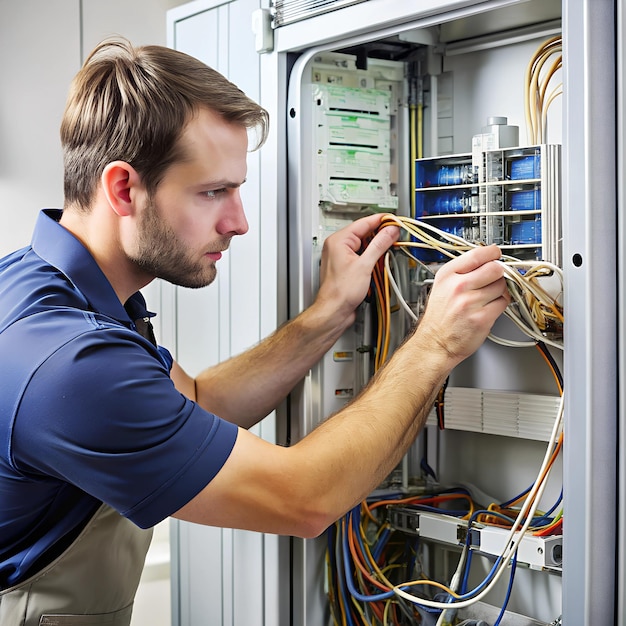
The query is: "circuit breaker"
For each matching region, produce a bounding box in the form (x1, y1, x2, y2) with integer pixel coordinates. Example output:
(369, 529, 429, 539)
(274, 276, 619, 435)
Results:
(414, 144, 561, 266)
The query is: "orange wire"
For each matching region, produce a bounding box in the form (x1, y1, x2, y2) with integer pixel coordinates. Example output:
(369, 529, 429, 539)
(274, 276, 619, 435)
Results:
(368, 599, 384, 623)
(392, 603, 402, 625)
(347, 516, 392, 592)
(380, 257, 392, 365)
(504, 432, 563, 511)
(368, 492, 474, 513)
(534, 343, 563, 395)
(534, 517, 563, 537)
(371, 258, 386, 371)
(476, 431, 563, 530)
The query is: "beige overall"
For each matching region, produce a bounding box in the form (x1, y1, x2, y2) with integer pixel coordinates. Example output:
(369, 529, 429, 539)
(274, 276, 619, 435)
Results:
(0, 504, 153, 625)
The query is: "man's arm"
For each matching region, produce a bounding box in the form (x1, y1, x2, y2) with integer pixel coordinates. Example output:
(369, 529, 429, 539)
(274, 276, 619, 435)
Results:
(172, 244, 510, 537)
(170, 213, 400, 428)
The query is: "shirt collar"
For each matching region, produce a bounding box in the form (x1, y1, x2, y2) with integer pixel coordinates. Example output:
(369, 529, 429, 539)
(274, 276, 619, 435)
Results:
(31, 209, 148, 324)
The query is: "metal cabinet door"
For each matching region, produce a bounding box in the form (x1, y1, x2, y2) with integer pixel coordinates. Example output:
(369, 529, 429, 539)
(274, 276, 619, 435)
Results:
(167, 2, 281, 625)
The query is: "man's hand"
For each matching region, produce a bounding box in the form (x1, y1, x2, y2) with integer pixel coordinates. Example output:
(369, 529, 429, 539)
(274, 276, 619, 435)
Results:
(416, 244, 510, 365)
(315, 214, 400, 327)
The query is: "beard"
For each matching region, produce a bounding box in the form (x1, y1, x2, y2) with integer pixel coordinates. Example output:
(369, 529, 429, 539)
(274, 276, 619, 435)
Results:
(128, 197, 229, 289)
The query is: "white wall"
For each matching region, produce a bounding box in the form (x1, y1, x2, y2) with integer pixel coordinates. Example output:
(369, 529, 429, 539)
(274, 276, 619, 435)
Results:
(0, 1, 190, 624)
(0, 0, 77, 254)
(0, 0, 188, 255)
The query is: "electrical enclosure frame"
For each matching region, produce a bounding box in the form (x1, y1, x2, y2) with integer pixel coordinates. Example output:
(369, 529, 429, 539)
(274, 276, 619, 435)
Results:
(282, 1, 617, 622)
(166, 0, 620, 624)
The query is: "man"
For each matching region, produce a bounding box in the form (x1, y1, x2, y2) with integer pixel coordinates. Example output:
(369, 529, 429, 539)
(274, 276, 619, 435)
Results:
(0, 39, 509, 624)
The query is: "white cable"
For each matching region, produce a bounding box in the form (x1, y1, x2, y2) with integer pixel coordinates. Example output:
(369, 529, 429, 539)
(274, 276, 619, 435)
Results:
(385, 252, 418, 323)
(392, 394, 564, 609)
(487, 333, 536, 348)
(436, 544, 468, 625)
(380, 215, 564, 350)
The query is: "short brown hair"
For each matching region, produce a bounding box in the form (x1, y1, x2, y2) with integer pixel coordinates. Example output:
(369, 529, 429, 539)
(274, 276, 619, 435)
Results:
(60, 37, 269, 211)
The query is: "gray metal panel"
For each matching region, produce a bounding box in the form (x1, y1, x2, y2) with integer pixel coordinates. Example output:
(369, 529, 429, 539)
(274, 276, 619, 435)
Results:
(562, 0, 617, 623)
(273, 0, 531, 53)
(167, 1, 280, 625)
(273, 0, 366, 27)
(618, 0, 626, 622)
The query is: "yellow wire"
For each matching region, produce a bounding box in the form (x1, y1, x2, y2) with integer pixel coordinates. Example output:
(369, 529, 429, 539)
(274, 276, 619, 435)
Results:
(336, 521, 349, 626)
(381, 262, 392, 364)
(410, 104, 417, 220)
(349, 584, 372, 625)
(525, 36, 562, 143)
(393, 578, 461, 599)
(383, 600, 392, 626)
(358, 515, 396, 589)
(377, 214, 564, 346)
(417, 103, 423, 160)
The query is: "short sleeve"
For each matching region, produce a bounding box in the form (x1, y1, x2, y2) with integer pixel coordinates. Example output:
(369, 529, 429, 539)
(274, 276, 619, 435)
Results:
(11, 327, 239, 529)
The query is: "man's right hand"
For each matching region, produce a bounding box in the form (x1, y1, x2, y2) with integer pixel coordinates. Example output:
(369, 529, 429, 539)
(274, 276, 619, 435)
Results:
(415, 244, 510, 366)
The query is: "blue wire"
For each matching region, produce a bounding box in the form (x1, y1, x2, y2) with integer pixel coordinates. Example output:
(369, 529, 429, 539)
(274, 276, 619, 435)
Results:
(336, 519, 357, 626)
(536, 340, 563, 390)
(351, 507, 376, 572)
(491, 488, 563, 529)
(493, 552, 518, 626)
(500, 468, 562, 511)
(542, 487, 563, 517)
(341, 508, 395, 603)
(447, 509, 505, 601)
(410, 505, 472, 516)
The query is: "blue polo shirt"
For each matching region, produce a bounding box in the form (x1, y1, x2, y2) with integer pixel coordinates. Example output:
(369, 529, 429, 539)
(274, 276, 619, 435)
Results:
(0, 209, 238, 588)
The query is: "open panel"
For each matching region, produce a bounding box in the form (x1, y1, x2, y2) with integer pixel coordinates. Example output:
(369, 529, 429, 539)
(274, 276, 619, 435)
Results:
(286, 1, 565, 624)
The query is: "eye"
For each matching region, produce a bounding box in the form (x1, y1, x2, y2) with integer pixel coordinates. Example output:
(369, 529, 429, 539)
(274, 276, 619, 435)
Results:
(203, 188, 227, 200)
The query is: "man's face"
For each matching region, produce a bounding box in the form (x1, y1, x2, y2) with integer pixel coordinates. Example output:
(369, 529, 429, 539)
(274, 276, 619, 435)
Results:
(128, 108, 249, 289)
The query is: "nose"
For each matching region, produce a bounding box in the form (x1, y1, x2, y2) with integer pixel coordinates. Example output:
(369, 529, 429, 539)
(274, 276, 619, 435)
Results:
(217, 189, 249, 236)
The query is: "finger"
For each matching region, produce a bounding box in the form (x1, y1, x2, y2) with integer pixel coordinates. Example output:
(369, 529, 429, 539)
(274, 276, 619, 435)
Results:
(480, 291, 510, 324)
(475, 276, 510, 307)
(462, 260, 509, 294)
(324, 214, 385, 254)
(446, 244, 502, 275)
(343, 212, 399, 245)
(359, 225, 400, 267)
(349, 212, 389, 238)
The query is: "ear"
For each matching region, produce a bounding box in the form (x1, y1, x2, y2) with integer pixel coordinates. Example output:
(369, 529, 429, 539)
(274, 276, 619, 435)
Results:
(101, 161, 143, 217)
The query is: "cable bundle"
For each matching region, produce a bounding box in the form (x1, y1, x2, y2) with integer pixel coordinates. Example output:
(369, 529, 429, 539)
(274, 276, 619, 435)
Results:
(376, 214, 564, 350)
(327, 399, 563, 624)
(524, 36, 562, 144)
(327, 213, 565, 624)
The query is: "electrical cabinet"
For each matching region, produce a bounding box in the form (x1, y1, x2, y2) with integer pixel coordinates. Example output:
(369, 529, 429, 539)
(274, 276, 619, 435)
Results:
(288, 25, 565, 624)
(167, 0, 620, 624)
